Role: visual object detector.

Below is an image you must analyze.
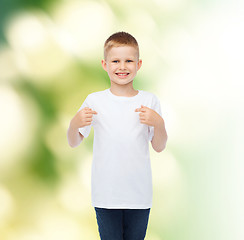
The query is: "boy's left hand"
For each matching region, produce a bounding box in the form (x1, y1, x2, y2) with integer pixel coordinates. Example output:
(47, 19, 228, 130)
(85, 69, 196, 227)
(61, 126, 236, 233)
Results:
(135, 105, 162, 127)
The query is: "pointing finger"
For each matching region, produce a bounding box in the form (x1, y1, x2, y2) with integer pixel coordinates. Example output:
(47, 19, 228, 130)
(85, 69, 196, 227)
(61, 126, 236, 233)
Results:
(135, 107, 147, 112)
(135, 108, 145, 112)
(141, 105, 148, 109)
(86, 109, 98, 114)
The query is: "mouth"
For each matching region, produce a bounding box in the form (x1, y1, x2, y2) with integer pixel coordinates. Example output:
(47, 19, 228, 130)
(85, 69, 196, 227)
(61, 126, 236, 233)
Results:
(115, 73, 130, 77)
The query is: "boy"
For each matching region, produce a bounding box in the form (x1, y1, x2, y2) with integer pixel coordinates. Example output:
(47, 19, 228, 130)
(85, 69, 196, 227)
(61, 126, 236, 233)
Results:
(67, 32, 168, 240)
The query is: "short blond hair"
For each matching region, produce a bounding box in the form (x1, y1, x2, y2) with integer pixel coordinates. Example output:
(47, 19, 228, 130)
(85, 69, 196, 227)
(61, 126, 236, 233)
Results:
(104, 31, 139, 60)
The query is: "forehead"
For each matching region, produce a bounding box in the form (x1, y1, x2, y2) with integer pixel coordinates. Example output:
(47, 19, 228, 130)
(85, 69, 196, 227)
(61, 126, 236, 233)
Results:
(106, 46, 138, 59)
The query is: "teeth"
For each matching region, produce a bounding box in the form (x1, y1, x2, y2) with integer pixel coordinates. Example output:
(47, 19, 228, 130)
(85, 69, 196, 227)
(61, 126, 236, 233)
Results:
(117, 73, 128, 76)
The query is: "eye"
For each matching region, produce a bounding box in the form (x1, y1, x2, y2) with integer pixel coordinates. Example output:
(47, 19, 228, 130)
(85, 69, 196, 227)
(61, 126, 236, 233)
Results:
(112, 60, 119, 63)
(126, 60, 133, 62)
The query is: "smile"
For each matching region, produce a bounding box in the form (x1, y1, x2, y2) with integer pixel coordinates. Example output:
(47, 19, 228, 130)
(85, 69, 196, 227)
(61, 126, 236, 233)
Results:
(116, 73, 129, 76)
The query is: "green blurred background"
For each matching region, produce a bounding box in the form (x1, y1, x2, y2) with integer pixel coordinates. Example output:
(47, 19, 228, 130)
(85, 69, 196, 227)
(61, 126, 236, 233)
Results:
(0, 0, 243, 239)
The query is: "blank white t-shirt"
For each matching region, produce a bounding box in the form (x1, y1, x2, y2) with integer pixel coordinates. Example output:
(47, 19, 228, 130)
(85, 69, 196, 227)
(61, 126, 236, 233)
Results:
(78, 88, 162, 209)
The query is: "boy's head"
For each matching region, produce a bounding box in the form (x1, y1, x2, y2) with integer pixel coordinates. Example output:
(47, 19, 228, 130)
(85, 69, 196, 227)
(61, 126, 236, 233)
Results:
(102, 32, 142, 87)
(104, 31, 139, 60)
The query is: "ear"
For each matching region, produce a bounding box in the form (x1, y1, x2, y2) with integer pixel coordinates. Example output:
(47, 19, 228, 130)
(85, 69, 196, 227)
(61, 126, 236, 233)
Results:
(101, 59, 107, 72)
(137, 59, 142, 71)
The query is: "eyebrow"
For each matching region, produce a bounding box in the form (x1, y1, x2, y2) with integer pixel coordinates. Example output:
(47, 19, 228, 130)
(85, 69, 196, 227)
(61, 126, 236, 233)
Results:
(110, 57, 136, 60)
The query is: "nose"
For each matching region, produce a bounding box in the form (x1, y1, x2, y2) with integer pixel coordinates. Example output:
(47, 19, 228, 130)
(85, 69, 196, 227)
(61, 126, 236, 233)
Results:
(119, 61, 126, 70)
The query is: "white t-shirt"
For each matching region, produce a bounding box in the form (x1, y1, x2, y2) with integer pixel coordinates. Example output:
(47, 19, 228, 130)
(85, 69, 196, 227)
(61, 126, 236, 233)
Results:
(78, 88, 162, 209)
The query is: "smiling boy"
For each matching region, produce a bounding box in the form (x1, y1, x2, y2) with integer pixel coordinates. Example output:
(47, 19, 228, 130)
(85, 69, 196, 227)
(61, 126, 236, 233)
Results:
(67, 32, 168, 240)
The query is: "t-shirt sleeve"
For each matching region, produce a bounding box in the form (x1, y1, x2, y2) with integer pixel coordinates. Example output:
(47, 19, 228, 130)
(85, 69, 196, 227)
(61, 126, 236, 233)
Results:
(148, 95, 162, 142)
(78, 95, 92, 138)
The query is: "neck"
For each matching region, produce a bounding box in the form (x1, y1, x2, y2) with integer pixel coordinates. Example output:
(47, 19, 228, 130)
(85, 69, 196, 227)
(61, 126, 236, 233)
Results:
(110, 84, 138, 97)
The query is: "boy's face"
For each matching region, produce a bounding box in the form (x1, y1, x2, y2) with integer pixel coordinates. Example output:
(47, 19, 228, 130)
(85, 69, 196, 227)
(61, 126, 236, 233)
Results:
(101, 46, 142, 87)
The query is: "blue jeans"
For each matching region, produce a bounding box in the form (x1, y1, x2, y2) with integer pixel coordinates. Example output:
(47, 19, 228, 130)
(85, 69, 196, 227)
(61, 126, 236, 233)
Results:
(94, 207, 150, 240)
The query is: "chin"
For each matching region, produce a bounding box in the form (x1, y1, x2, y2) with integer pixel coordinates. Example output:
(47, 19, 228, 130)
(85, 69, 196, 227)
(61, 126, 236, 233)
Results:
(113, 79, 134, 85)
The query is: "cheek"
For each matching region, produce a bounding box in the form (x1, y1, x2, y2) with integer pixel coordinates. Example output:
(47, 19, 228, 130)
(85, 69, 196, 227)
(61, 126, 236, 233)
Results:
(131, 65, 138, 72)
(106, 66, 114, 73)
(109, 66, 116, 72)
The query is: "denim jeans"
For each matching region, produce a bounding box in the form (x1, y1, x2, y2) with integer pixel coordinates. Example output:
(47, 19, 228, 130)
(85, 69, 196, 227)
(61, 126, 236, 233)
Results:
(94, 207, 151, 240)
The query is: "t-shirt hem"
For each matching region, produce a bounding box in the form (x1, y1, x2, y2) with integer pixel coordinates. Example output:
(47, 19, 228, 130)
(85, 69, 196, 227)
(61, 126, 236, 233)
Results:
(92, 202, 152, 209)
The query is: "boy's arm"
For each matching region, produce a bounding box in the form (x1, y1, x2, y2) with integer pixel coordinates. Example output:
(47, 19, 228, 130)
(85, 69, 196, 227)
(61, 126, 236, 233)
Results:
(67, 123, 84, 148)
(151, 117, 168, 152)
(67, 107, 97, 148)
(135, 105, 168, 153)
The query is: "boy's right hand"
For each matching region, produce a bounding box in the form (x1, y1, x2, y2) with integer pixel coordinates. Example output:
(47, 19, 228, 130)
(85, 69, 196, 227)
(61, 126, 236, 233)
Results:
(70, 107, 97, 129)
